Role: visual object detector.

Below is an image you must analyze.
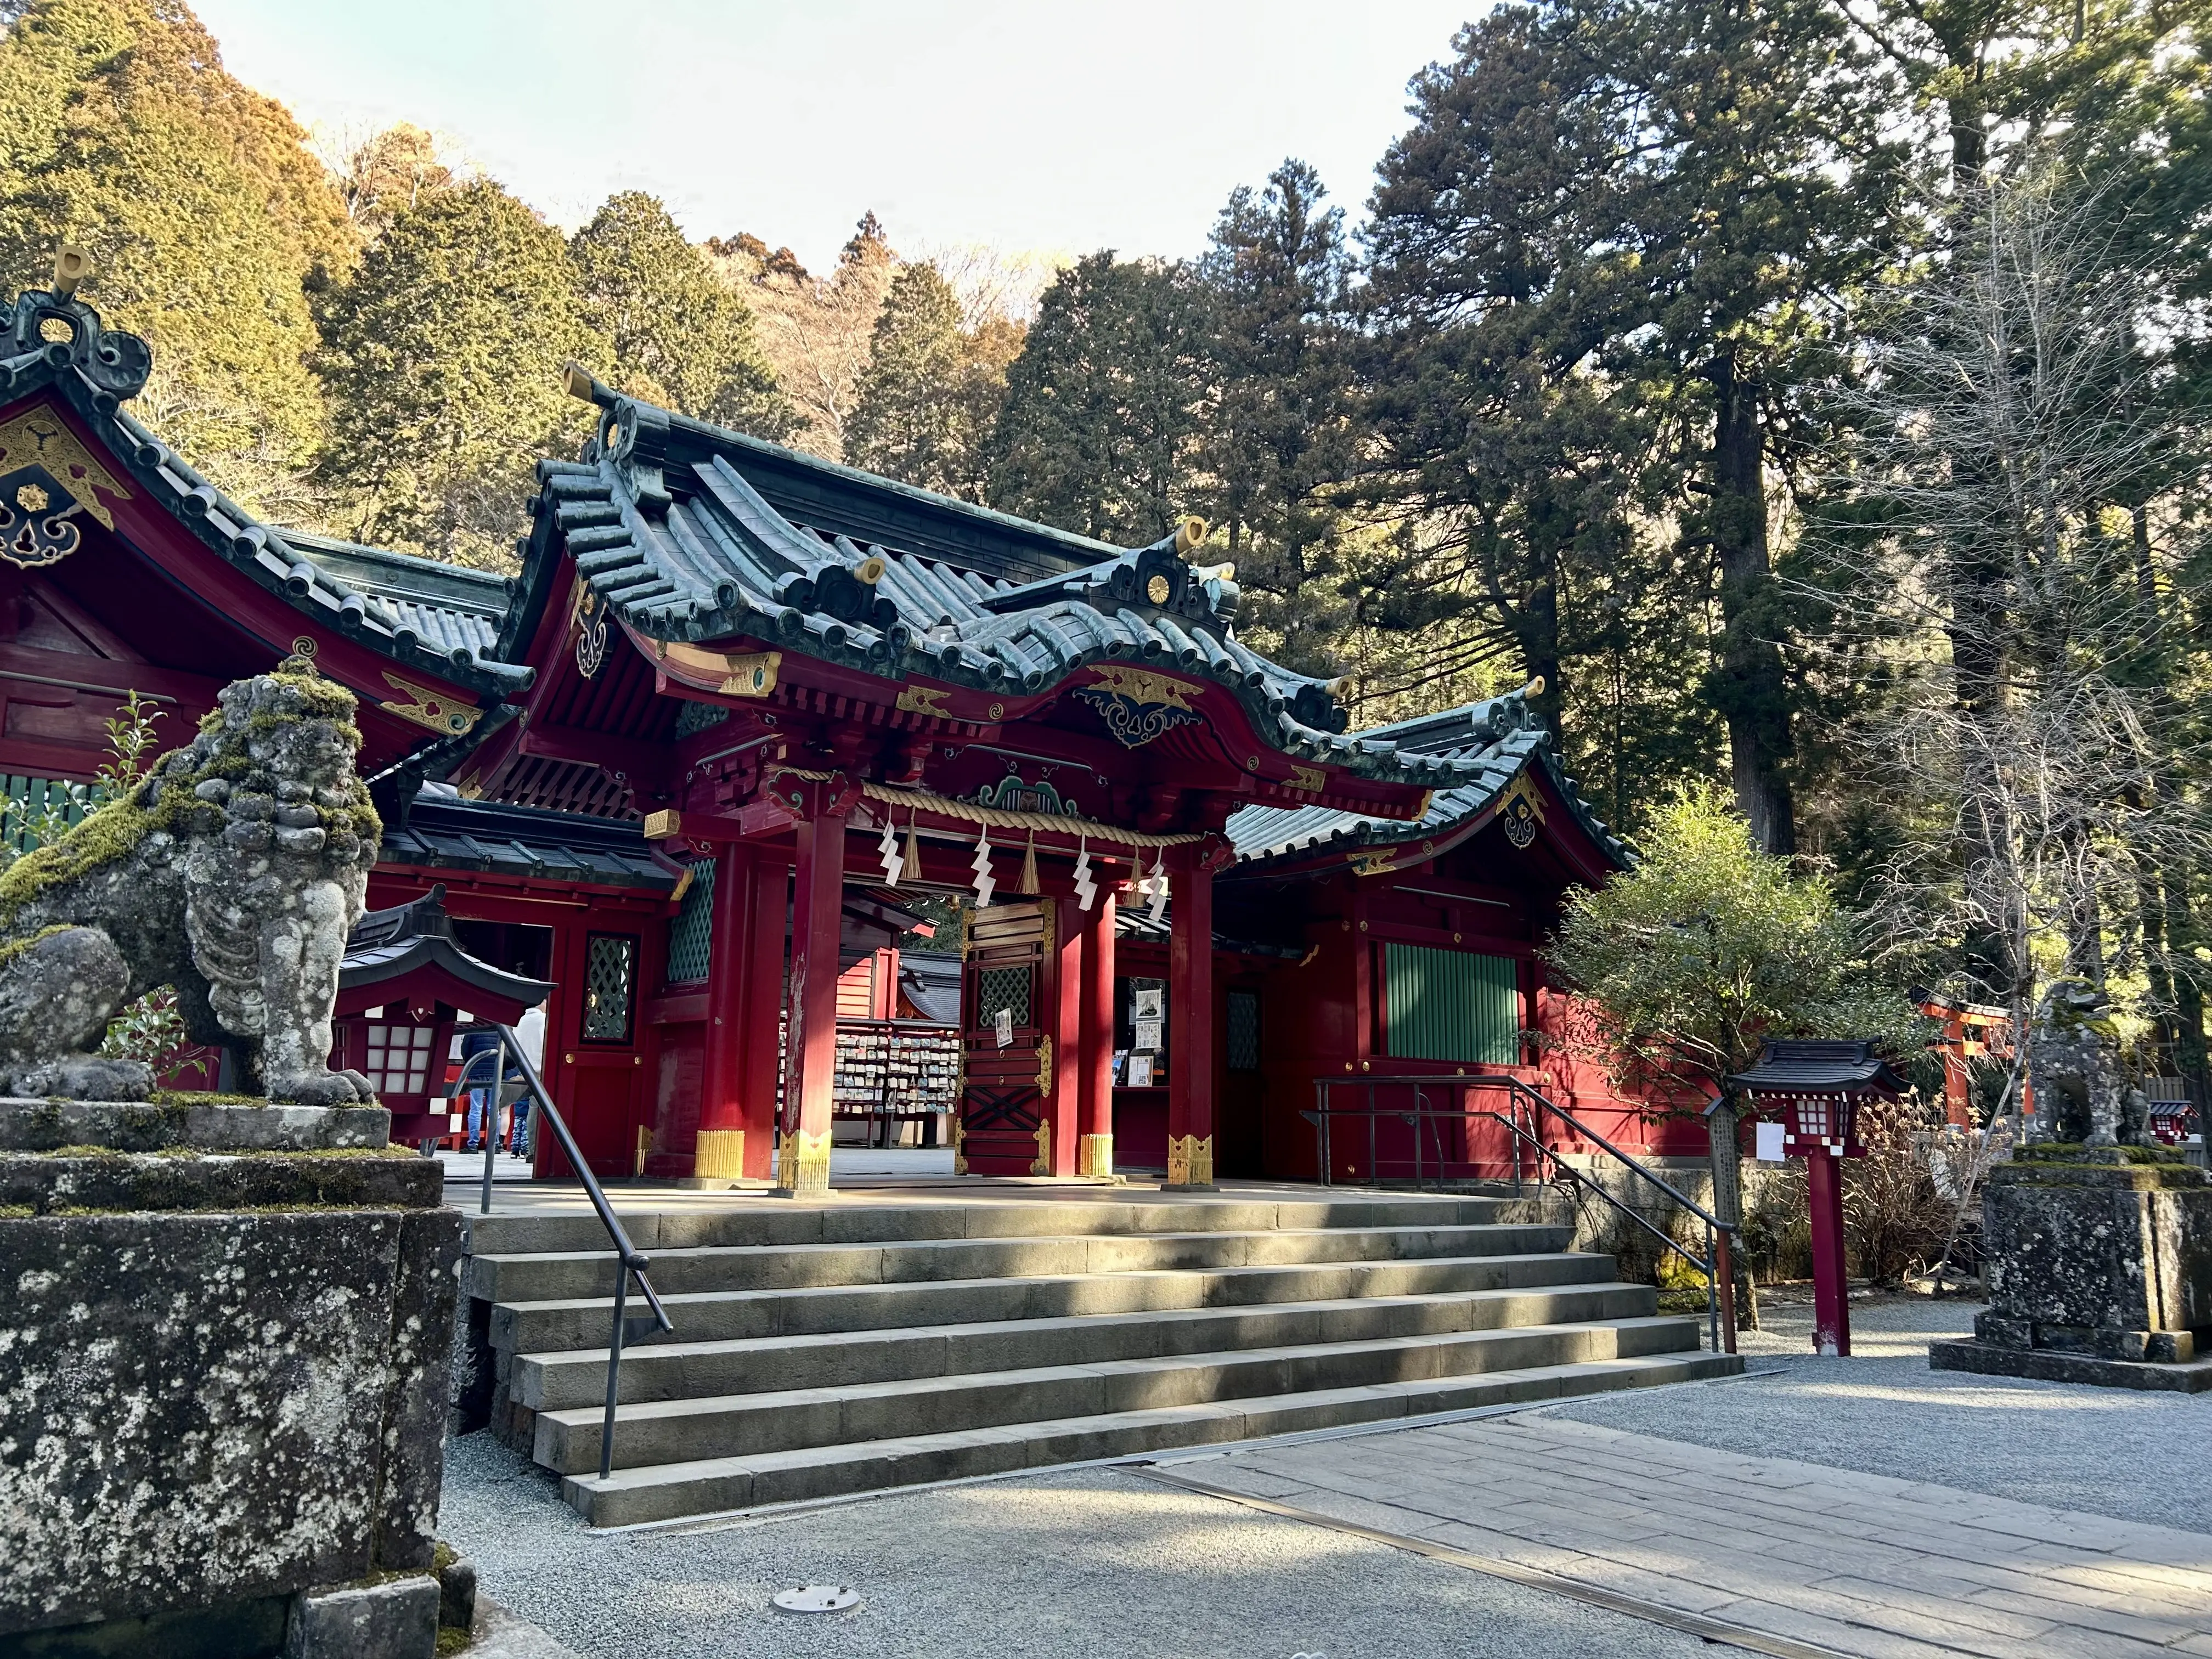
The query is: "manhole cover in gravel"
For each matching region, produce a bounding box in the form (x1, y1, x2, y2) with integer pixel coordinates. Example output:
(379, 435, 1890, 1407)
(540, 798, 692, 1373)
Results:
(772, 1585, 862, 1615)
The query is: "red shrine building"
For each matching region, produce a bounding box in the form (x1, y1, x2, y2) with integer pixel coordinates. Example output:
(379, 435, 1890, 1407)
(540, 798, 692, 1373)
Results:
(0, 273, 1697, 1187)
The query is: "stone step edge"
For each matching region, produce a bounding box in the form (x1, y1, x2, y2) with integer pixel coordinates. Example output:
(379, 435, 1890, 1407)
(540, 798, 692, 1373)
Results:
(464, 1196, 1525, 1251)
(472, 1221, 1570, 1272)
(488, 1249, 1617, 1336)
(559, 1352, 1741, 1527)
(535, 1315, 1705, 1439)
(515, 1282, 1661, 1392)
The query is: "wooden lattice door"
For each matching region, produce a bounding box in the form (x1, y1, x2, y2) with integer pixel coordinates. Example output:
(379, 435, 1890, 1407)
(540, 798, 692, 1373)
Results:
(960, 900, 1053, 1176)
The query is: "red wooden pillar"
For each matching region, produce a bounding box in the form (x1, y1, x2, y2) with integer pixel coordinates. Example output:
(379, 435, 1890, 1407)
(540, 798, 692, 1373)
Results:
(1166, 850, 1215, 1188)
(738, 853, 785, 1183)
(1807, 1146, 1852, 1357)
(1048, 894, 1084, 1176)
(1079, 883, 1116, 1177)
(778, 804, 846, 1196)
(693, 843, 751, 1185)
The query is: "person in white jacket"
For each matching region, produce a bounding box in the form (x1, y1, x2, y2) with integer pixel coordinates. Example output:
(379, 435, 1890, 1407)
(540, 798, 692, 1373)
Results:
(506, 1002, 548, 1155)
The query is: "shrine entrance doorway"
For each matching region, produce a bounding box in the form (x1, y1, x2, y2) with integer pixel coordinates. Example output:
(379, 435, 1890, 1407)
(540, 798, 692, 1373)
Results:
(960, 900, 1053, 1175)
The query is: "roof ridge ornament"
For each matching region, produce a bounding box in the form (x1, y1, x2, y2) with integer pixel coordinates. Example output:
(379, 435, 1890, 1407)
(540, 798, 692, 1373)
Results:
(2, 249, 152, 403)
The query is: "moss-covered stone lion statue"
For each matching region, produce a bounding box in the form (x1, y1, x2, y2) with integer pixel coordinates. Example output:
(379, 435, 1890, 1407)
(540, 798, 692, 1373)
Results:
(0, 657, 382, 1103)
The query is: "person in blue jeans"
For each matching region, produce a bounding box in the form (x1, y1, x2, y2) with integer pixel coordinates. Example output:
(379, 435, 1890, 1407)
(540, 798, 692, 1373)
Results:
(458, 1028, 505, 1151)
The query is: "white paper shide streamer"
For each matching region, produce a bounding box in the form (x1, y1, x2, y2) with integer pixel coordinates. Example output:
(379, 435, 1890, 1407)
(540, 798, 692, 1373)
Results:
(1073, 838, 1096, 912)
(970, 826, 997, 908)
(877, 817, 904, 886)
(1144, 851, 1169, 924)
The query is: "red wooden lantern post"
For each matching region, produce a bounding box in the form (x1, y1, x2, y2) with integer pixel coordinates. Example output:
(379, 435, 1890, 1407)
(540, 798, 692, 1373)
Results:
(1728, 1040, 1904, 1358)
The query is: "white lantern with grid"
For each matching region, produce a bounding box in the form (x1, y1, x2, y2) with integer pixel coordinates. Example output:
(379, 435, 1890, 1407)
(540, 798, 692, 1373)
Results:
(362, 1020, 438, 1098)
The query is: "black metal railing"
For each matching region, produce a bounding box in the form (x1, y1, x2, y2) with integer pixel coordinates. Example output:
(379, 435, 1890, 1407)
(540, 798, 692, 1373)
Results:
(458, 1027, 674, 1482)
(1306, 1074, 1738, 1356)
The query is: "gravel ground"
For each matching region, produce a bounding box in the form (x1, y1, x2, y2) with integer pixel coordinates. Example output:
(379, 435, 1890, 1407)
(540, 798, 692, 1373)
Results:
(1541, 1291, 2212, 1530)
(438, 1434, 1711, 1659)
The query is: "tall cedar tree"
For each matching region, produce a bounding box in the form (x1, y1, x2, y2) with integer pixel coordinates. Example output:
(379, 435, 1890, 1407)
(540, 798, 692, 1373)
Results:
(570, 191, 791, 438)
(315, 180, 597, 570)
(1195, 160, 1360, 673)
(1369, 1, 1907, 854)
(847, 261, 1019, 503)
(0, 0, 354, 493)
(1362, 3, 1710, 801)
(986, 253, 1215, 544)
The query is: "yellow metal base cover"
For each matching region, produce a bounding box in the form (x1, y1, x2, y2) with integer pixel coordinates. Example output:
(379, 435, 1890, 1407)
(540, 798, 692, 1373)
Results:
(693, 1127, 745, 1182)
(1165, 1133, 1214, 1188)
(1077, 1132, 1114, 1178)
(776, 1129, 833, 1197)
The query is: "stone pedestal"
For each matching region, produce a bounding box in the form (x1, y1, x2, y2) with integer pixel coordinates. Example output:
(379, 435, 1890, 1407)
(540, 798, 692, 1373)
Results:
(1929, 1145, 2212, 1391)
(0, 1097, 462, 1656)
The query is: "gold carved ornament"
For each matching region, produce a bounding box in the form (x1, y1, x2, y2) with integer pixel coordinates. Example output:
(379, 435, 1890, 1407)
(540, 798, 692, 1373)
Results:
(1165, 1134, 1214, 1187)
(379, 672, 482, 736)
(895, 684, 952, 718)
(1031, 1119, 1051, 1176)
(661, 642, 780, 698)
(1036, 1034, 1053, 1095)
(1348, 847, 1398, 878)
(1286, 765, 1327, 793)
(0, 405, 130, 530)
(1072, 665, 1205, 750)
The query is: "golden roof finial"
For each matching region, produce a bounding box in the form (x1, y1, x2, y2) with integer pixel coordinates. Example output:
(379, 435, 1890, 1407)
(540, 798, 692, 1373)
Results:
(51, 245, 90, 300)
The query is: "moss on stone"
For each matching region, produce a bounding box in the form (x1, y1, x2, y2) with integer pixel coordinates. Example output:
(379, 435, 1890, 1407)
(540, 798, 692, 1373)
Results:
(148, 1090, 266, 1107)
(2016, 1142, 2180, 1166)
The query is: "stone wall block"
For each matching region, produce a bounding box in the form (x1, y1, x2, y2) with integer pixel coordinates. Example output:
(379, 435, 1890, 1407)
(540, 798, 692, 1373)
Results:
(281, 1577, 439, 1659)
(2, 1211, 403, 1633)
(373, 1207, 462, 1572)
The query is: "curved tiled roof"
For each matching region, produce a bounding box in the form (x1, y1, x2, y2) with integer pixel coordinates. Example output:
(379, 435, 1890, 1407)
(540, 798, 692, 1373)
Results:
(0, 284, 527, 698)
(510, 382, 1599, 789)
(1224, 686, 1631, 871)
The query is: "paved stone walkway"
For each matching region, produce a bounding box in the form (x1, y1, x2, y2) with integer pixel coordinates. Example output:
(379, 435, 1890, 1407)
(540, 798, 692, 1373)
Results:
(1157, 1413, 2212, 1659)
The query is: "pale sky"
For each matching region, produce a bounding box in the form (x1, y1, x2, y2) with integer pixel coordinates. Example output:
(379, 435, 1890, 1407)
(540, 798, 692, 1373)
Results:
(191, 1, 1482, 273)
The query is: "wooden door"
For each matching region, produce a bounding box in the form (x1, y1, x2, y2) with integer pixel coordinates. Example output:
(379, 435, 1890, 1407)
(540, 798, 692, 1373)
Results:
(960, 901, 1052, 1176)
(551, 929, 651, 1178)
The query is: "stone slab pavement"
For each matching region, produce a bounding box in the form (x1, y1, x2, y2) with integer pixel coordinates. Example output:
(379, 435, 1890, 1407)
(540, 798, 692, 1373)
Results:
(1156, 1411, 2212, 1659)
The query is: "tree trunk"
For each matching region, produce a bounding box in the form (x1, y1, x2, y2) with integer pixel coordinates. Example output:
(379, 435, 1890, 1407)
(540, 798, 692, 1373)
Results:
(1705, 355, 1795, 854)
(1705, 1090, 1756, 1331)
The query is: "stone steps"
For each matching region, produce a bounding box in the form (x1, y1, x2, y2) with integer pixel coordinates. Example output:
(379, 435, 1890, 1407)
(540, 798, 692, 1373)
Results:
(467, 1221, 1572, 1302)
(515, 1280, 1664, 1409)
(461, 1192, 1739, 1526)
(490, 1250, 1620, 1355)
(532, 1314, 1706, 1476)
(560, 1352, 1738, 1528)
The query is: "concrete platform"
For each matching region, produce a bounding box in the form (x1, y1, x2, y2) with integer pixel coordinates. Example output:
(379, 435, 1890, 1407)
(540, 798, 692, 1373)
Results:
(1929, 1336, 2212, 1391)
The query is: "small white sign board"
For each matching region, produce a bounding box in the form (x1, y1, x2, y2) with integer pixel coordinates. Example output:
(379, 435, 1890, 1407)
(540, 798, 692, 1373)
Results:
(1133, 1019, 1163, 1052)
(1135, 987, 1164, 1020)
(1126, 1054, 1155, 1087)
(994, 1008, 1013, 1048)
(1754, 1120, 1786, 1163)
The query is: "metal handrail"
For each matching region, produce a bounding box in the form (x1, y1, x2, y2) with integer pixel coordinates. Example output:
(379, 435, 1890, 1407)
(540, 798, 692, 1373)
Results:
(473, 1024, 674, 1482)
(1306, 1073, 1737, 1356)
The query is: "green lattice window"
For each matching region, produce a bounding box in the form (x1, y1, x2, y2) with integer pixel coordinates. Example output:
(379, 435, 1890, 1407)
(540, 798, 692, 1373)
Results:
(2, 774, 87, 854)
(974, 966, 1032, 1030)
(664, 861, 715, 984)
(1384, 944, 1521, 1066)
(582, 933, 639, 1045)
(1226, 990, 1261, 1073)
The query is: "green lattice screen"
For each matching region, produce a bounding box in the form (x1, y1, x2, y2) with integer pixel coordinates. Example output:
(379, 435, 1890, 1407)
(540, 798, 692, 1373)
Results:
(1384, 944, 1521, 1065)
(974, 966, 1032, 1030)
(664, 861, 715, 983)
(2, 775, 87, 853)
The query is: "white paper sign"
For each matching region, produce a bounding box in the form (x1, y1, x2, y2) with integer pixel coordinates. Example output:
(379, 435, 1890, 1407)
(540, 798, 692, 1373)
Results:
(1133, 1018, 1163, 1052)
(1134, 987, 1164, 1020)
(1754, 1120, 1786, 1163)
(1125, 1054, 1154, 1087)
(994, 1008, 1013, 1048)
